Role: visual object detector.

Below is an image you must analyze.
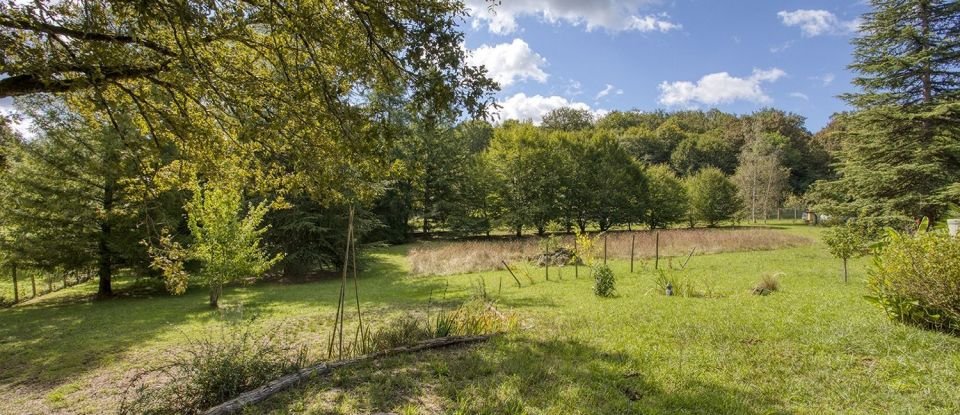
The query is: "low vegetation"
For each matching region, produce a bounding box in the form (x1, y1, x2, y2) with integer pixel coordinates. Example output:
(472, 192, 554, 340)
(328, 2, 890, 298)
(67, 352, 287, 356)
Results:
(408, 228, 810, 276)
(868, 229, 960, 335)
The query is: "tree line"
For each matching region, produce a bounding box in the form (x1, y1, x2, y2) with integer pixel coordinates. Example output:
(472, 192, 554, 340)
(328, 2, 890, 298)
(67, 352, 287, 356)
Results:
(378, 107, 831, 240)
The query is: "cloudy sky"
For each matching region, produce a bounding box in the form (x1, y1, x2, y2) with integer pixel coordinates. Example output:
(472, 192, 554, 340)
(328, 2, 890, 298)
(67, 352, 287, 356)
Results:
(462, 0, 869, 131)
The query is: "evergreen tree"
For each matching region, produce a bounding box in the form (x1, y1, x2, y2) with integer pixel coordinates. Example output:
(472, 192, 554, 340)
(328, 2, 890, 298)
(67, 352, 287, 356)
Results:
(0, 102, 161, 297)
(814, 0, 960, 221)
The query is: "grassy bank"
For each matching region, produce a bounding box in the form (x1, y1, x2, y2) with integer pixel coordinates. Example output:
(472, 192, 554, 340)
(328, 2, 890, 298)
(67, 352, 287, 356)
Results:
(1, 223, 958, 414)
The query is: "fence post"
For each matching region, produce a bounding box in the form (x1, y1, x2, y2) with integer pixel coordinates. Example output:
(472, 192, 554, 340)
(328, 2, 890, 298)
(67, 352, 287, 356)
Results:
(655, 231, 660, 270)
(573, 237, 579, 279)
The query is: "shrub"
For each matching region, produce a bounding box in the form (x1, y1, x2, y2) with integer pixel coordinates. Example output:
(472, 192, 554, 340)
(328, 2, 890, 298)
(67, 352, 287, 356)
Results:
(593, 265, 616, 297)
(120, 320, 306, 414)
(752, 273, 781, 296)
(868, 229, 960, 335)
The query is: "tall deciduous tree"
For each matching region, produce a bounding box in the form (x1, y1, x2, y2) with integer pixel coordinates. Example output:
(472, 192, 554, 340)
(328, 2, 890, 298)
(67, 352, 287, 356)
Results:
(646, 165, 688, 229)
(0, 0, 497, 206)
(813, 0, 960, 221)
(733, 134, 791, 222)
(685, 168, 743, 227)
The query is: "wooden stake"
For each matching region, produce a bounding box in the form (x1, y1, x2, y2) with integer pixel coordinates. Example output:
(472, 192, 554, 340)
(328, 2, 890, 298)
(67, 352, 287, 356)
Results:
(681, 247, 696, 270)
(630, 234, 636, 273)
(573, 237, 579, 279)
(655, 231, 660, 270)
(603, 233, 608, 265)
(502, 261, 521, 288)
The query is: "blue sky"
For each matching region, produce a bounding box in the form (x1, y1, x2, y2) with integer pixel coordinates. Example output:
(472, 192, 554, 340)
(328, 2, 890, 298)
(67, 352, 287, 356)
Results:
(461, 0, 871, 131)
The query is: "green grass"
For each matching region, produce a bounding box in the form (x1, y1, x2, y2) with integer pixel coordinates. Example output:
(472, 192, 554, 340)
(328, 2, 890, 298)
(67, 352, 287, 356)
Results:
(1, 223, 959, 414)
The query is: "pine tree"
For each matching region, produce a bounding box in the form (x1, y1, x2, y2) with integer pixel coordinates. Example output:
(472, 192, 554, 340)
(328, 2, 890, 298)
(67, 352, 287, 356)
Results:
(814, 0, 960, 221)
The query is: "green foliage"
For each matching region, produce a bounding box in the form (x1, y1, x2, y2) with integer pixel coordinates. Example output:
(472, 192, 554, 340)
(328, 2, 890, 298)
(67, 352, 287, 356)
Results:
(685, 168, 743, 227)
(1, 0, 498, 207)
(592, 265, 616, 297)
(486, 122, 563, 235)
(645, 165, 689, 229)
(186, 181, 282, 307)
(868, 229, 960, 335)
(822, 222, 869, 282)
(541, 107, 594, 131)
(670, 133, 738, 175)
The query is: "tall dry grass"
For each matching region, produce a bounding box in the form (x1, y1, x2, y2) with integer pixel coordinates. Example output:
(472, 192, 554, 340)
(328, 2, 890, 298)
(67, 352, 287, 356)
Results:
(408, 228, 811, 276)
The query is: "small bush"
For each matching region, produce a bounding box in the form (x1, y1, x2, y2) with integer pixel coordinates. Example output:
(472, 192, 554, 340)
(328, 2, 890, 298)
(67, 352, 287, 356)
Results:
(593, 265, 616, 297)
(120, 320, 306, 414)
(868, 230, 960, 335)
(752, 273, 782, 296)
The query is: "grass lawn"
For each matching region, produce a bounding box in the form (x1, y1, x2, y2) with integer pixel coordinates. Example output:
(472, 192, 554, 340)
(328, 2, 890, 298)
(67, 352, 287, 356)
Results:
(1, 223, 959, 414)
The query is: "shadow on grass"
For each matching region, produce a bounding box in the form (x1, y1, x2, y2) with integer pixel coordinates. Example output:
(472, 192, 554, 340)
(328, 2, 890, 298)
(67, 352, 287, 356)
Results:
(258, 335, 783, 414)
(0, 247, 443, 392)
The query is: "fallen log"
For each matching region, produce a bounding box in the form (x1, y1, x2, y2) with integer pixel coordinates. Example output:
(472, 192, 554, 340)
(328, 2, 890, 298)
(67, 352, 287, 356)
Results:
(203, 334, 495, 415)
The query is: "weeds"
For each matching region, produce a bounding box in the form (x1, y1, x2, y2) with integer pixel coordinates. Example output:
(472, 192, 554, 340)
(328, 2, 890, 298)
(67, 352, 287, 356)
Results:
(655, 269, 724, 298)
(408, 229, 810, 276)
(119, 319, 307, 414)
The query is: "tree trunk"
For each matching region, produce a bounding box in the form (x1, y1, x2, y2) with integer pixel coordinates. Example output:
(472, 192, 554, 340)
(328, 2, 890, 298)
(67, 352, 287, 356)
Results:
(843, 258, 848, 283)
(209, 283, 222, 308)
(515, 225, 522, 238)
(30, 272, 36, 297)
(97, 169, 115, 298)
(11, 264, 18, 303)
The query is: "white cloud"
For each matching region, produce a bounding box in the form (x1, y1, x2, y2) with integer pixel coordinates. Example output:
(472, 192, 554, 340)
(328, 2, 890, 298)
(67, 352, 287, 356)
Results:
(789, 92, 809, 101)
(495, 93, 603, 125)
(811, 73, 836, 86)
(769, 40, 794, 53)
(467, 39, 548, 88)
(595, 84, 623, 100)
(658, 68, 787, 107)
(565, 79, 584, 96)
(466, 0, 680, 34)
(777, 10, 860, 37)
